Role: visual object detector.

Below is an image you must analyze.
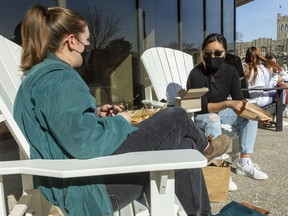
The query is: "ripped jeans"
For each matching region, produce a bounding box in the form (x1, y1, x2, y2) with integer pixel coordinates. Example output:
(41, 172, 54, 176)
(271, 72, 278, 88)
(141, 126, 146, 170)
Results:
(194, 108, 258, 154)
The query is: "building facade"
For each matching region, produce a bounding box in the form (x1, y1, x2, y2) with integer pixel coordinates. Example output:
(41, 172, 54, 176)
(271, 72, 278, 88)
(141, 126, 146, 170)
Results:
(236, 13, 288, 65)
(0, 0, 251, 107)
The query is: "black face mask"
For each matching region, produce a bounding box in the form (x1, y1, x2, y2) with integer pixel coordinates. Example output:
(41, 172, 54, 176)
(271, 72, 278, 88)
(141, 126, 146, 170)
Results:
(80, 44, 92, 65)
(74, 38, 92, 65)
(204, 57, 225, 71)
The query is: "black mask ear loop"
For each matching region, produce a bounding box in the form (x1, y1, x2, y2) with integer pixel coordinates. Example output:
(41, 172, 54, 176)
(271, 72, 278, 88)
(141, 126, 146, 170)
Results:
(74, 37, 92, 65)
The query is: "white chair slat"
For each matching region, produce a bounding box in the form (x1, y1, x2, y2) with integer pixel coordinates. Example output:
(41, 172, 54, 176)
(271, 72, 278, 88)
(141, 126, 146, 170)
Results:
(161, 48, 180, 84)
(0, 93, 30, 159)
(174, 50, 193, 87)
(157, 48, 181, 104)
(182, 52, 194, 78)
(0, 36, 22, 109)
(133, 199, 150, 216)
(175, 195, 187, 216)
(149, 48, 168, 101)
(119, 203, 134, 216)
(8, 194, 32, 216)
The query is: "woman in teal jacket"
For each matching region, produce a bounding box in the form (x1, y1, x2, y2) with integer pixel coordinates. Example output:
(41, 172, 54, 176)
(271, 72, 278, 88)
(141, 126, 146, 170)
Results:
(14, 4, 230, 216)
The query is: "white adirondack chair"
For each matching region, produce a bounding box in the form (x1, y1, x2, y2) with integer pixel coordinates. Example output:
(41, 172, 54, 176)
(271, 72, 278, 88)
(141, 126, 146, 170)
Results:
(140, 47, 240, 165)
(0, 35, 207, 216)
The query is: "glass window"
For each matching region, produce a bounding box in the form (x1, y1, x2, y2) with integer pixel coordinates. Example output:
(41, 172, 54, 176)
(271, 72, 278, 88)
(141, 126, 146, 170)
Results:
(223, 0, 235, 51)
(67, 0, 138, 107)
(206, 0, 221, 35)
(138, 0, 178, 102)
(0, 0, 56, 43)
(140, 0, 178, 49)
(182, 0, 204, 65)
(0, 0, 238, 108)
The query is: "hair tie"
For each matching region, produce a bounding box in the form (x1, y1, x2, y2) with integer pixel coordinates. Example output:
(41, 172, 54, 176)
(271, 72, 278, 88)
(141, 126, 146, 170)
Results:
(40, 5, 48, 19)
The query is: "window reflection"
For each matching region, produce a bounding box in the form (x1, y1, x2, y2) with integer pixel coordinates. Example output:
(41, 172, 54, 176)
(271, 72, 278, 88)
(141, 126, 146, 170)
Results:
(67, 0, 137, 107)
(206, 0, 221, 35)
(140, 0, 178, 49)
(223, 0, 235, 51)
(0, 0, 237, 108)
(0, 0, 56, 41)
(182, 0, 204, 65)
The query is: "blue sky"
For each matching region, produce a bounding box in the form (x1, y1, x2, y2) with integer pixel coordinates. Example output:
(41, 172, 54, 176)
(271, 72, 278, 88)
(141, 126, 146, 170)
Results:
(237, 0, 288, 42)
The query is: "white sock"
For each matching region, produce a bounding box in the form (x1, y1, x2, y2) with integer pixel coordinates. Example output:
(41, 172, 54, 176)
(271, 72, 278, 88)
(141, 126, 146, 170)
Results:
(238, 158, 251, 166)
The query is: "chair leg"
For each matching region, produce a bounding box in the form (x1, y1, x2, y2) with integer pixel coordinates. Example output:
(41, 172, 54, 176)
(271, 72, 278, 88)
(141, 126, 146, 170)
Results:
(275, 89, 283, 131)
(0, 176, 7, 216)
(231, 136, 240, 167)
(150, 170, 175, 216)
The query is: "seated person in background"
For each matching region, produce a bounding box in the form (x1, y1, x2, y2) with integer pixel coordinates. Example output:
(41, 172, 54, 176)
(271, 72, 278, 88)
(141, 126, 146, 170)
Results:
(265, 53, 288, 82)
(265, 52, 288, 107)
(282, 63, 288, 74)
(13, 4, 230, 216)
(243, 47, 286, 107)
(187, 33, 268, 182)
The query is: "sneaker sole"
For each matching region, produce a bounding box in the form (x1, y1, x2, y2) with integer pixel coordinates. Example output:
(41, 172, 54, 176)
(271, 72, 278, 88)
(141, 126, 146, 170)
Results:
(235, 169, 268, 180)
(235, 169, 246, 176)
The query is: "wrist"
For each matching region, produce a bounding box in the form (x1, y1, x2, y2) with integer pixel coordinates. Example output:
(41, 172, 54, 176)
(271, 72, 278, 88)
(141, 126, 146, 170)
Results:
(224, 100, 229, 109)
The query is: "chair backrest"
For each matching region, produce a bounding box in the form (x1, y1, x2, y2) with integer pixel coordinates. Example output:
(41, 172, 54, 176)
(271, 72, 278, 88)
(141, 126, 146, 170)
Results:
(0, 35, 23, 112)
(0, 35, 30, 159)
(141, 47, 194, 105)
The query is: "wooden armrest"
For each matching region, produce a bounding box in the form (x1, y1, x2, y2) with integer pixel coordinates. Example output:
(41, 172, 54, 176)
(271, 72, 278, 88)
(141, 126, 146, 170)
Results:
(0, 149, 207, 178)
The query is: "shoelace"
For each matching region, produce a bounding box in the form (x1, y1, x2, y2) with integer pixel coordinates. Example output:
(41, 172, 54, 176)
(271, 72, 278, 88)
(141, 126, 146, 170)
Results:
(252, 163, 261, 170)
(249, 163, 262, 175)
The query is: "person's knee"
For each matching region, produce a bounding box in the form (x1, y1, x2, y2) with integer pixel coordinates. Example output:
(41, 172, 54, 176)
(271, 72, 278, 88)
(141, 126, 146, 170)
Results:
(208, 113, 220, 123)
(170, 106, 187, 116)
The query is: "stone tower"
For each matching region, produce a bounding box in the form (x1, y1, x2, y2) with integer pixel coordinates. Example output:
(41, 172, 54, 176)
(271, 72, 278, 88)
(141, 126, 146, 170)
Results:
(277, 13, 288, 40)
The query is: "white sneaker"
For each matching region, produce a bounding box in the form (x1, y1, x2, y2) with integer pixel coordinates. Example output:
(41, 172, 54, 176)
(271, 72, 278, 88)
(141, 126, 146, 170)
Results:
(229, 176, 238, 191)
(236, 160, 268, 180)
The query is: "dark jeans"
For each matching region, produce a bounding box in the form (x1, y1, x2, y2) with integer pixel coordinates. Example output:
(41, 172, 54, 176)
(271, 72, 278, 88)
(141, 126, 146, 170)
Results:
(105, 106, 211, 216)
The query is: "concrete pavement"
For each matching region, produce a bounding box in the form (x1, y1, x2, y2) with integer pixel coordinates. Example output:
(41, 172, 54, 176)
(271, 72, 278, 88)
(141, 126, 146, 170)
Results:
(211, 119, 288, 215)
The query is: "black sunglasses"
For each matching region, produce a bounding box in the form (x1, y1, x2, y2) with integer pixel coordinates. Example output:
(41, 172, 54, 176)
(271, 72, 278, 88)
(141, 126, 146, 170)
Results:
(203, 50, 224, 58)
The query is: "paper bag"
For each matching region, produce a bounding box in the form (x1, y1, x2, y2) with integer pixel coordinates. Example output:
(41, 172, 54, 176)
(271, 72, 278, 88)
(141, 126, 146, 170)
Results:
(202, 160, 230, 203)
(237, 100, 272, 124)
(128, 108, 161, 125)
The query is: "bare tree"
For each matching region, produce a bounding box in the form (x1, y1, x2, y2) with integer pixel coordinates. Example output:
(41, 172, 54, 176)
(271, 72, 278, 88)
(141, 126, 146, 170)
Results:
(84, 6, 121, 49)
(167, 41, 195, 50)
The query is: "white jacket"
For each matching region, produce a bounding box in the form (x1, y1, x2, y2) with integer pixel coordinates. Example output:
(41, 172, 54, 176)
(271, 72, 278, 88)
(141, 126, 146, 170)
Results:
(248, 64, 276, 107)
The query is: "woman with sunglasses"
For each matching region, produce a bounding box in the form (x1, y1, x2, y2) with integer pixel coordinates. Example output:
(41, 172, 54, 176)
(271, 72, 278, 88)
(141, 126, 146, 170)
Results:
(187, 33, 268, 186)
